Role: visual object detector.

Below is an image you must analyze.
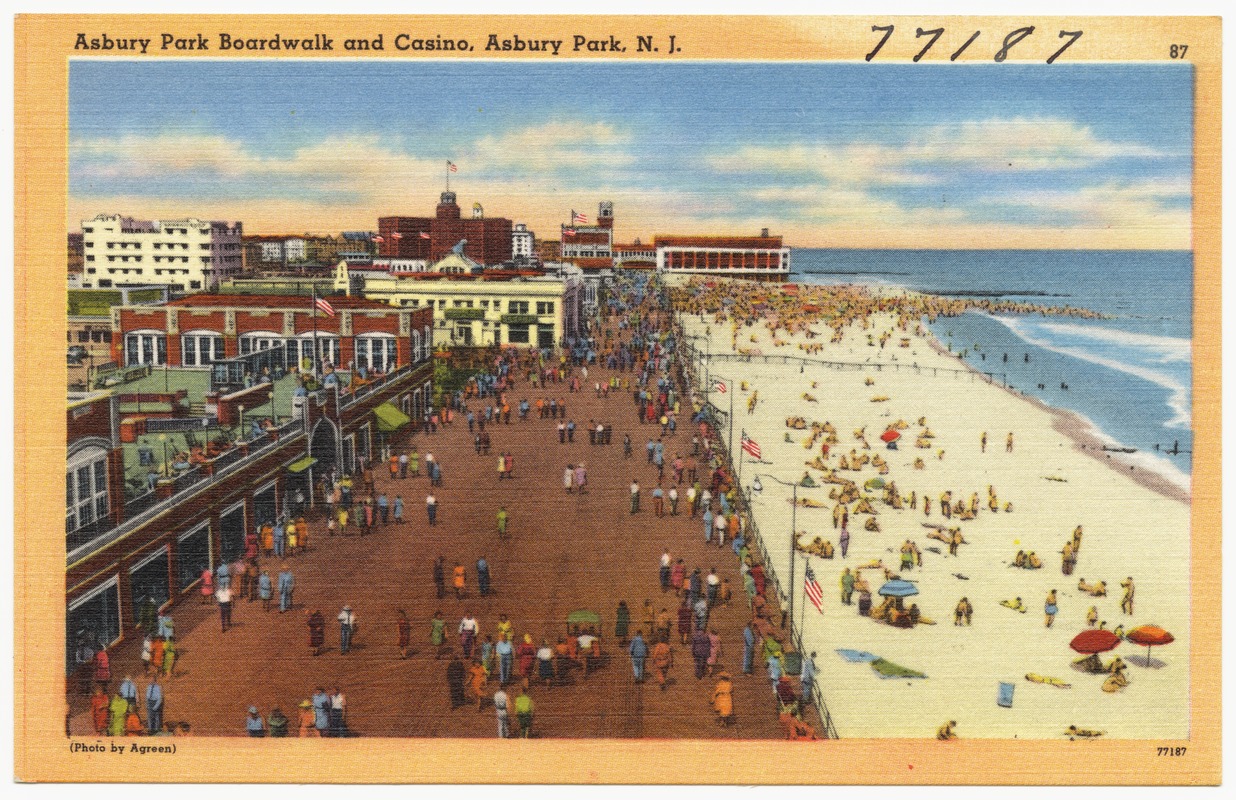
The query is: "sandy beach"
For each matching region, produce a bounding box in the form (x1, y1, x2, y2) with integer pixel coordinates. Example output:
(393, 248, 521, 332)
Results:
(678, 281, 1190, 740)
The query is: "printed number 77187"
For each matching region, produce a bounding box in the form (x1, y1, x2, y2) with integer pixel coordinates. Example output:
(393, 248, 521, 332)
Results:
(1157, 747, 1187, 756)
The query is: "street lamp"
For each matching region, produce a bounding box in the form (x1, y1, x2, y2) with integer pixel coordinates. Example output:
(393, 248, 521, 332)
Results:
(238, 405, 246, 440)
(751, 471, 818, 644)
(158, 433, 169, 477)
(268, 391, 275, 426)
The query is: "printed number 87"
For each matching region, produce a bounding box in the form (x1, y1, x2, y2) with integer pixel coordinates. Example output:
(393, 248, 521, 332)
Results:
(1170, 44, 1189, 59)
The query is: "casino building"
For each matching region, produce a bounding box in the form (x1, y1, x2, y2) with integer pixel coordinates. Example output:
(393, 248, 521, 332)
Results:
(377, 193, 513, 266)
(654, 229, 790, 281)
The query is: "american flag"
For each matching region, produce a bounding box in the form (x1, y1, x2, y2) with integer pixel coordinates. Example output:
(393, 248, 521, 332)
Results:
(447, 160, 457, 173)
(314, 295, 336, 317)
(572, 209, 588, 224)
(804, 565, 824, 613)
(713, 380, 727, 394)
(372, 235, 385, 243)
(741, 433, 761, 459)
(563, 228, 576, 237)
(391, 232, 403, 239)
(420, 232, 432, 240)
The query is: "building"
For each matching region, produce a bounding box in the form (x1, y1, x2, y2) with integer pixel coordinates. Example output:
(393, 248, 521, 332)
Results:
(377, 192, 513, 266)
(68, 232, 84, 273)
(560, 201, 614, 271)
(654, 229, 790, 280)
(65, 313, 434, 678)
(612, 239, 657, 268)
(80, 214, 243, 292)
(112, 294, 431, 376)
(511, 223, 535, 263)
(342, 254, 583, 349)
(68, 286, 170, 390)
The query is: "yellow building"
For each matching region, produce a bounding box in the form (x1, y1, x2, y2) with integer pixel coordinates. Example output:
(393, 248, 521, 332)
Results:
(335, 254, 584, 349)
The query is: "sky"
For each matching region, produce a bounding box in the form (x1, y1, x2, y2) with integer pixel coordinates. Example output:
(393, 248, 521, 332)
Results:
(69, 60, 1193, 249)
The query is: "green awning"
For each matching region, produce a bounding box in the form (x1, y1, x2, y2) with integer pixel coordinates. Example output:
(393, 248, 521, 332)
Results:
(374, 401, 412, 433)
(287, 456, 318, 474)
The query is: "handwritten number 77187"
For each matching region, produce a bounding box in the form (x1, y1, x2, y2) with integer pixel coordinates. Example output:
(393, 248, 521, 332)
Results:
(866, 26, 1084, 63)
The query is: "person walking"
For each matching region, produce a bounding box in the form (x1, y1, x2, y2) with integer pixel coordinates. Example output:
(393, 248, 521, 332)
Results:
(563, 465, 574, 494)
(312, 687, 331, 737)
(337, 606, 356, 654)
(393, 495, 404, 524)
(216, 583, 233, 633)
(651, 638, 674, 691)
(841, 568, 855, 605)
(278, 565, 295, 613)
(446, 655, 467, 709)
(574, 463, 587, 494)
(497, 506, 508, 537)
(515, 688, 534, 738)
(433, 556, 446, 599)
(1045, 590, 1059, 628)
(659, 551, 672, 593)
(459, 612, 479, 659)
(839, 525, 850, 559)
(653, 484, 665, 516)
(629, 480, 641, 514)
(477, 557, 492, 597)
(144, 677, 163, 735)
(307, 609, 325, 656)
(742, 622, 756, 675)
(426, 493, 438, 526)
(800, 651, 817, 705)
(493, 687, 510, 738)
(706, 568, 720, 606)
(628, 631, 648, 682)
(496, 634, 514, 684)
(615, 600, 631, 646)
(691, 628, 711, 679)
(669, 486, 679, 515)
(453, 563, 466, 599)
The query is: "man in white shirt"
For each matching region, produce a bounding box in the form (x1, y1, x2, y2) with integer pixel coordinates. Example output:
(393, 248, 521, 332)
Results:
(493, 688, 510, 738)
(216, 584, 233, 633)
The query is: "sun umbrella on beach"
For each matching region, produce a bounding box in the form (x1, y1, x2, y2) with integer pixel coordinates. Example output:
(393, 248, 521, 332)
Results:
(1069, 629, 1120, 673)
(1125, 625, 1174, 664)
(864, 477, 886, 490)
(880, 429, 901, 443)
(878, 579, 919, 599)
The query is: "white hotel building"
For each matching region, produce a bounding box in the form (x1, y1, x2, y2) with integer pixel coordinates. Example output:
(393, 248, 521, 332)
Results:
(80, 214, 244, 293)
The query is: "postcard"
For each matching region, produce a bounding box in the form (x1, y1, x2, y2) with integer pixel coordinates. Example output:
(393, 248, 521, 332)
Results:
(13, 12, 1221, 784)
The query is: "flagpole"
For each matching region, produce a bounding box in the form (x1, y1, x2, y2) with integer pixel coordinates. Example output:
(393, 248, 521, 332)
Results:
(737, 430, 745, 488)
(728, 381, 734, 465)
(311, 286, 319, 379)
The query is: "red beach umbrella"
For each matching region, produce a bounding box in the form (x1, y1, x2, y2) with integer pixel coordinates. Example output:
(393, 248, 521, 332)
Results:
(1069, 629, 1121, 672)
(1125, 625, 1175, 664)
(880, 429, 901, 443)
(1070, 629, 1121, 654)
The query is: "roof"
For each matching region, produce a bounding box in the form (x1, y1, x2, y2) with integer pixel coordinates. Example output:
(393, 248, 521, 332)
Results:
(163, 294, 395, 311)
(654, 234, 785, 249)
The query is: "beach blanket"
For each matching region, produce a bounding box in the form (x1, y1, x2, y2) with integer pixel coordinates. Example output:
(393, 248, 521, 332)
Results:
(835, 649, 878, 664)
(870, 658, 927, 680)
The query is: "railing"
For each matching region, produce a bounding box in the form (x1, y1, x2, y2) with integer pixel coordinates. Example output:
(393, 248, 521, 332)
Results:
(144, 416, 215, 433)
(741, 488, 839, 739)
(68, 417, 307, 566)
(702, 351, 1006, 387)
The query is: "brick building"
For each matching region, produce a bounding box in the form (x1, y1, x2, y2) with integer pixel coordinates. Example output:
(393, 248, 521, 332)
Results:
(377, 193, 513, 266)
(112, 294, 432, 376)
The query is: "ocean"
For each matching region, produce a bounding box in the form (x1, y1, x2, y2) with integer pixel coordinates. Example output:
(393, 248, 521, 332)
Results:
(791, 249, 1193, 488)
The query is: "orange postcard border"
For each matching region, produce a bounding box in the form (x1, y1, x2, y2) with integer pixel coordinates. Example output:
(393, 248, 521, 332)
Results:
(13, 13, 1221, 785)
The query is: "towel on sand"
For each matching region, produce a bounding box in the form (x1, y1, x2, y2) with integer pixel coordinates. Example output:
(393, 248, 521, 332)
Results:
(870, 658, 927, 679)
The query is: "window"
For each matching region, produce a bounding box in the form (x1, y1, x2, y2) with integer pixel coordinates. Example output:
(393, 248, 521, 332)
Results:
(176, 525, 211, 593)
(86, 256, 94, 262)
(506, 323, 530, 344)
(67, 579, 120, 676)
(356, 334, 398, 372)
(181, 331, 225, 367)
(66, 445, 109, 534)
(509, 300, 529, 314)
(536, 301, 555, 315)
(129, 547, 170, 625)
(125, 331, 166, 366)
(190, 281, 202, 290)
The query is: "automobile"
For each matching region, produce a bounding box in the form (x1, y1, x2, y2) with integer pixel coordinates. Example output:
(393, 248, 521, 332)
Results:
(67, 345, 88, 364)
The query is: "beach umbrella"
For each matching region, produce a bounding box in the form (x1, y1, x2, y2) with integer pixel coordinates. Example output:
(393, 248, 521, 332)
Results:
(1070, 629, 1121, 654)
(1125, 625, 1174, 663)
(1068, 629, 1120, 672)
(880, 429, 901, 443)
(864, 477, 886, 490)
(878, 579, 919, 598)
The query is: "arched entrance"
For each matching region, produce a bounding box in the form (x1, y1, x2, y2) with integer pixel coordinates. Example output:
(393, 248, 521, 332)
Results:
(310, 420, 338, 476)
